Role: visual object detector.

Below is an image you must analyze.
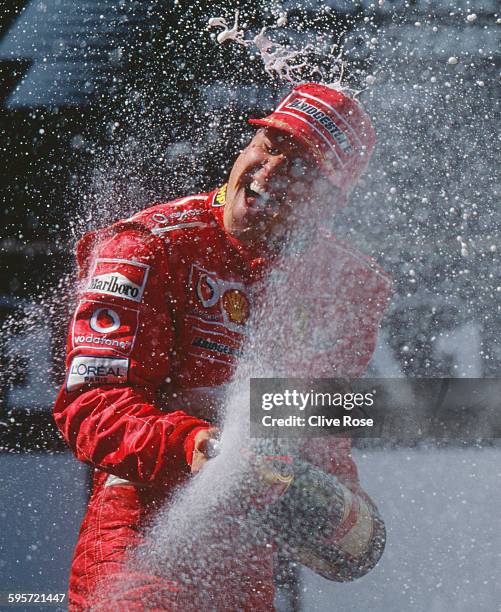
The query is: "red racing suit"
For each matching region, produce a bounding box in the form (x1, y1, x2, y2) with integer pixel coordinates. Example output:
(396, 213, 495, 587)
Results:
(53, 185, 393, 611)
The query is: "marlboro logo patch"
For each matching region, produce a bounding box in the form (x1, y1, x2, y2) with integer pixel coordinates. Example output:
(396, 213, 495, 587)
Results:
(86, 259, 150, 303)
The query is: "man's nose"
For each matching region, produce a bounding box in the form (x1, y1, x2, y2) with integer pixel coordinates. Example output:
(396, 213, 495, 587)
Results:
(261, 154, 288, 181)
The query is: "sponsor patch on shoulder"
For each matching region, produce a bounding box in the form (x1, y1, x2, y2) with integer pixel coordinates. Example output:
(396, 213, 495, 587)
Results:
(72, 300, 139, 356)
(66, 356, 129, 391)
(86, 259, 149, 302)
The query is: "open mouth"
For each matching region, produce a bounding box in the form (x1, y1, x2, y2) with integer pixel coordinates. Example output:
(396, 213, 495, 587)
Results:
(244, 180, 270, 204)
(242, 180, 288, 220)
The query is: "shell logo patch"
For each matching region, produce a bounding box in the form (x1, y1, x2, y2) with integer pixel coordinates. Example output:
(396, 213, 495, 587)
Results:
(222, 289, 249, 324)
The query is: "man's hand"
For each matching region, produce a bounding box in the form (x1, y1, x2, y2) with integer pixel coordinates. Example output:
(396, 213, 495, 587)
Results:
(191, 427, 220, 473)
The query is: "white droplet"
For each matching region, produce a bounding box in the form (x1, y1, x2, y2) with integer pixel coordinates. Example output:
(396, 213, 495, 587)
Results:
(477, 80, 485, 87)
(276, 13, 287, 27)
(466, 14, 477, 23)
(365, 74, 376, 85)
(448, 56, 459, 65)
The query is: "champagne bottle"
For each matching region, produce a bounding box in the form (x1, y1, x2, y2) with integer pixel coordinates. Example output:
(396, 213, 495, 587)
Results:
(245, 443, 386, 582)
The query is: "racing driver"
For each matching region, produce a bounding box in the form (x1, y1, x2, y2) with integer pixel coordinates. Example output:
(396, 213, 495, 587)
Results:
(54, 82, 393, 610)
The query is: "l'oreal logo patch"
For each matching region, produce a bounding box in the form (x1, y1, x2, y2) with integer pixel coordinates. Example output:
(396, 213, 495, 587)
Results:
(66, 356, 129, 391)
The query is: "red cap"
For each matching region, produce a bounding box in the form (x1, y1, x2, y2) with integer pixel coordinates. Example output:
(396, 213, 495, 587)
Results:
(248, 82, 376, 192)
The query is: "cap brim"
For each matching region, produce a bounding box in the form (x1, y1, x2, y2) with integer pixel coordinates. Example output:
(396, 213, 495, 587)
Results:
(248, 116, 320, 160)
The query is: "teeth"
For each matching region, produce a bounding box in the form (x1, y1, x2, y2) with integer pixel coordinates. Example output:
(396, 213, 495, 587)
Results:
(250, 181, 270, 201)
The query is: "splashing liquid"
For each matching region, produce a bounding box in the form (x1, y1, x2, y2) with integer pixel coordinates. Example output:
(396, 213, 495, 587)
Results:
(208, 10, 348, 89)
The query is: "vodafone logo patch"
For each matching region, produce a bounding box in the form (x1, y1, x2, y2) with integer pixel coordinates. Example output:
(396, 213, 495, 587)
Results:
(189, 264, 251, 332)
(196, 274, 219, 308)
(72, 300, 139, 356)
(86, 258, 150, 303)
(90, 308, 120, 333)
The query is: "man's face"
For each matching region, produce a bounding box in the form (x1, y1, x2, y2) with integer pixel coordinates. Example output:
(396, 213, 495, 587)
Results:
(223, 128, 319, 248)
